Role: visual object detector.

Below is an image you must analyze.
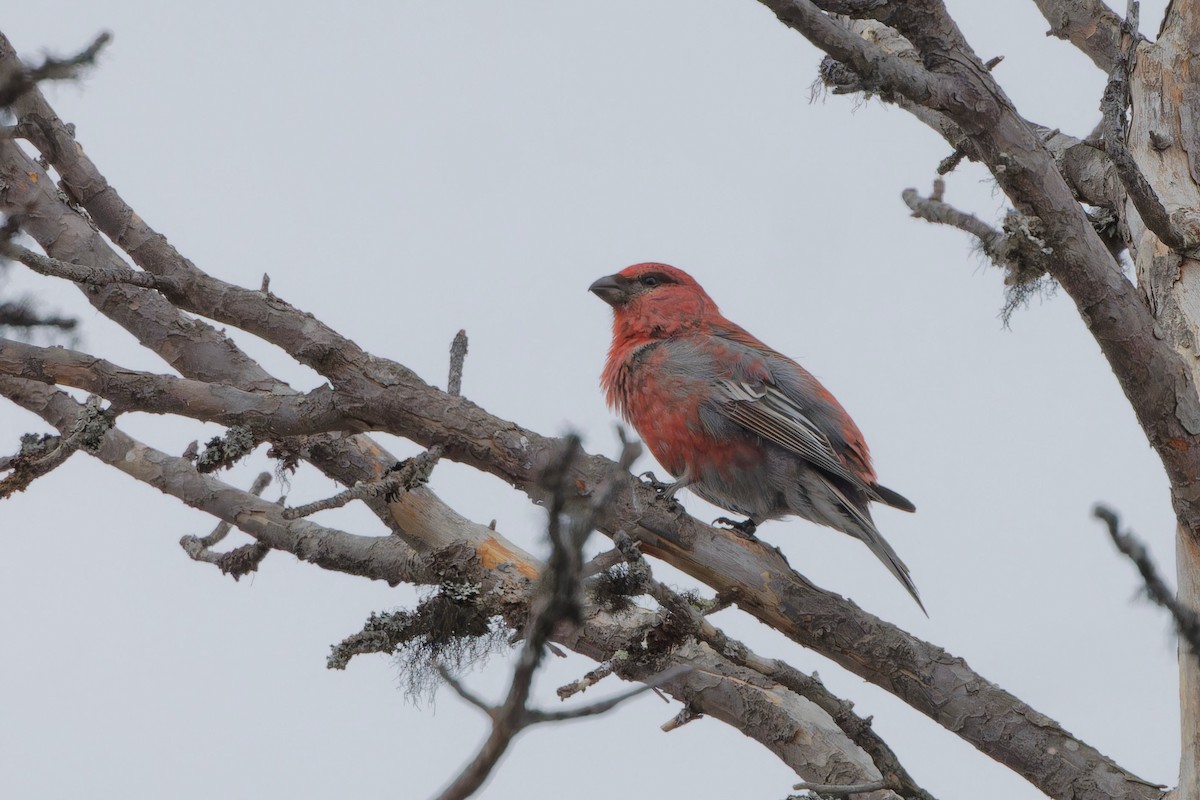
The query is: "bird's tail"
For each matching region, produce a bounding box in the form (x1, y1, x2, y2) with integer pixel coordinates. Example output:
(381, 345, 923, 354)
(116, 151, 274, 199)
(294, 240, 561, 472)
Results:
(872, 483, 916, 513)
(827, 483, 926, 616)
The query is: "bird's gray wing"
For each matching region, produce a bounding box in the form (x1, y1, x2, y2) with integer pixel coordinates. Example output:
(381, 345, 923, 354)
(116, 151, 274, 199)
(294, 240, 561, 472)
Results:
(716, 379, 868, 489)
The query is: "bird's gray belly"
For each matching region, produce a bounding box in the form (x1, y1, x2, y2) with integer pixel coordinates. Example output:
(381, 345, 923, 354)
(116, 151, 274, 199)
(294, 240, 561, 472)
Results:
(687, 449, 819, 525)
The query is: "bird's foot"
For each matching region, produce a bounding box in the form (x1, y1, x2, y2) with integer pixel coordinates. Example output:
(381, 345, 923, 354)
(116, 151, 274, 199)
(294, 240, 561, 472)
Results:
(713, 517, 758, 539)
(638, 471, 683, 514)
(638, 470, 671, 492)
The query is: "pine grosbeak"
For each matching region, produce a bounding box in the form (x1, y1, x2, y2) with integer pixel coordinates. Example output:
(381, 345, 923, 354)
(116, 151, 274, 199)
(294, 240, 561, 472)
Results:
(591, 262, 922, 612)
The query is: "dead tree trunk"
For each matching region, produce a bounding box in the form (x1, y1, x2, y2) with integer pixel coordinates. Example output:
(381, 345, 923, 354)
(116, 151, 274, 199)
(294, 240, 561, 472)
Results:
(1127, 8, 1200, 797)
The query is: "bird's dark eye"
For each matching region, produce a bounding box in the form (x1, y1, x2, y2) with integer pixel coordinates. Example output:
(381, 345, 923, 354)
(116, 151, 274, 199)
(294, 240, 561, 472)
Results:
(640, 275, 660, 287)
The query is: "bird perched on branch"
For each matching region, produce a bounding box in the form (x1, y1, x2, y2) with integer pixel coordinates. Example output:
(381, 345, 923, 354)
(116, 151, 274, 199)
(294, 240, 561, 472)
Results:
(590, 262, 923, 613)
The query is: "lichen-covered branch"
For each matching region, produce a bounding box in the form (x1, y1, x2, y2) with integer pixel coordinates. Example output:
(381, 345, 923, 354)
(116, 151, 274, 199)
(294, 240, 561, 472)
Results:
(0, 240, 180, 292)
(0, 394, 104, 498)
(0, 375, 449, 588)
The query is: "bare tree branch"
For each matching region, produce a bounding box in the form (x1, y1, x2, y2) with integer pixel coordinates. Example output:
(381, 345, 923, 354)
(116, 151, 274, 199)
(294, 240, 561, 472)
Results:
(282, 450, 439, 519)
(815, 21, 1122, 216)
(902, 179, 1004, 246)
(0, 87, 542, 596)
(0, 239, 180, 292)
(179, 472, 273, 580)
(761, 1, 953, 110)
(0, 337, 348, 436)
(0, 375, 453, 588)
(1032, 0, 1124, 72)
(1094, 504, 1200, 661)
(607, 532, 931, 800)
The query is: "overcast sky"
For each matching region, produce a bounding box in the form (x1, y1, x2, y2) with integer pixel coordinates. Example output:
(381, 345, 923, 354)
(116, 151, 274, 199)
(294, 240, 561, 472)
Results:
(0, 2, 1183, 799)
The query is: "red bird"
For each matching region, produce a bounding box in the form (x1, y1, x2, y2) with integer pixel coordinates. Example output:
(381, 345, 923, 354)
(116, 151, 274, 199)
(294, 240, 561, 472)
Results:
(590, 262, 923, 612)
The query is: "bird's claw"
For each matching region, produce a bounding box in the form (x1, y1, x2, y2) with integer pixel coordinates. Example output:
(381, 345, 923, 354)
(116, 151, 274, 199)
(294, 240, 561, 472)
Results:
(638, 470, 670, 492)
(713, 516, 758, 539)
(638, 471, 684, 514)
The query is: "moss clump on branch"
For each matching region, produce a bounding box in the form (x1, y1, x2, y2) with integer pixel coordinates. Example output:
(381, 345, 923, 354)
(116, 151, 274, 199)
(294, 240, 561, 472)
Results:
(327, 584, 509, 700)
(196, 425, 256, 473)
(589, 563, 650, 613)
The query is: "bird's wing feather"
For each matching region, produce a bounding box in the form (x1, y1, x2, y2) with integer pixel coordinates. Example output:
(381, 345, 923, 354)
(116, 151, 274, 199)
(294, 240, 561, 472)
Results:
(717, 379, 867, 489)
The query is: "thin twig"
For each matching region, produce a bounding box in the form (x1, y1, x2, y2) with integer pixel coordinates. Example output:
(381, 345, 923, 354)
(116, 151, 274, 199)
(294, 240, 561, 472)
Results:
(179, 472, 273, 580)
(529, 665, 689, 722)
(1093, 504, 1200, 660)
(902, 180, 1003, 247)
(0, 32, 111, 107)
(936, 147, 968, 175)
(0, 240, 181, 292)
(434, 434, 659, 800)
(556, 659, 617, 699)
(282, 451, 437, 519)
(0, 301, 76, 332)
(436, 665, 497, 717)
(903, 179, 1034, 278)
(581, 547, 625, 577)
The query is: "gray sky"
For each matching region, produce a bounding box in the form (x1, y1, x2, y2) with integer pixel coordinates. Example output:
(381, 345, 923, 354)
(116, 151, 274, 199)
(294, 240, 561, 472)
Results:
(0, 2, 1182, 798)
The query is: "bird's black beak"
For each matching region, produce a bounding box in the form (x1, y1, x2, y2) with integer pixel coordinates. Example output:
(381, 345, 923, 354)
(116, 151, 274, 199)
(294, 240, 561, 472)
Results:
(589, 274, 627, 307)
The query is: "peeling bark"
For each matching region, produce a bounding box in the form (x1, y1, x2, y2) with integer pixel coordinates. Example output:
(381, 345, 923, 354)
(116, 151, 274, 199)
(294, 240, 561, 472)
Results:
(1126, 11, 1200, 798)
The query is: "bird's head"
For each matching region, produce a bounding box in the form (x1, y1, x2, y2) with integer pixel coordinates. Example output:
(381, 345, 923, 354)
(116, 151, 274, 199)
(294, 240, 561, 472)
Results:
(589, 263, 719, 340)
